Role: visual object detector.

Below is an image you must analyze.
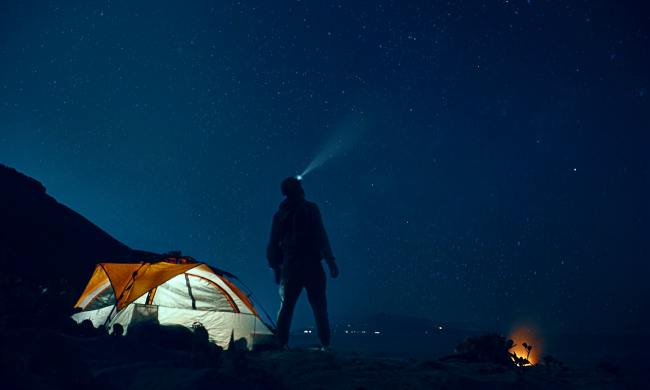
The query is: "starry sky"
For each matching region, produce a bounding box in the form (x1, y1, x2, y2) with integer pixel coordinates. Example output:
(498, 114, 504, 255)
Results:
(1, 1, 648, 334)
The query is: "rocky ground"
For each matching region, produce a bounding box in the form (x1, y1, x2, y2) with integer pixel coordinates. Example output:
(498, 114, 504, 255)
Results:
(250, 349, 632, 390)
(0, 320, 638, 390)
(0, 272, 644, 390)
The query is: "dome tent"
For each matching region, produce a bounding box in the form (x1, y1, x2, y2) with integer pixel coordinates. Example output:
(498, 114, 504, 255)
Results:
(71, 256, 276, 349)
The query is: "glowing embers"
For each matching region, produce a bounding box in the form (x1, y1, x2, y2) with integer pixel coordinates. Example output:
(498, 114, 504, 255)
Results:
(508, 325, 541, 366)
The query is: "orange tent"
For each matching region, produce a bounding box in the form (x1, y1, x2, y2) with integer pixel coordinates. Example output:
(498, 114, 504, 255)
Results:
(72, 257, 275, 349)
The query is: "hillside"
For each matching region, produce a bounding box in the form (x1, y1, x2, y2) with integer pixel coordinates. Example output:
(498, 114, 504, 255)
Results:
(0, 164, 132, 296)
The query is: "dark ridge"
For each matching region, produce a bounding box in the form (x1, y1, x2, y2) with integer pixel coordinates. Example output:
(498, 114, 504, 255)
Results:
(0, 164, 136, 295)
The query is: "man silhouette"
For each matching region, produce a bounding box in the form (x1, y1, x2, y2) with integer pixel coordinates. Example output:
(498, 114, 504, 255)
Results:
(267, 177, 339, 349)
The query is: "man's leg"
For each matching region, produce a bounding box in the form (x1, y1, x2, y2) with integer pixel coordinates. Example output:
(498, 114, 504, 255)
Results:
(276, 278, 302, 347)
(305, 264, 330, 347)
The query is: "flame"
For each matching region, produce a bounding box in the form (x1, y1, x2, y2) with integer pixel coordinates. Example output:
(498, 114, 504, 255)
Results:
(508, 325, 541, 365)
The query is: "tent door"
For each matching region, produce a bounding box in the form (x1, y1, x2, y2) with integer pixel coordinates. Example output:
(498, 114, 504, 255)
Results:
(131, 303, 159, 325)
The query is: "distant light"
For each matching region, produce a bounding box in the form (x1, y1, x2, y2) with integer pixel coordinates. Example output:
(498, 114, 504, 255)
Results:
(373, 331, 381, 335)
(296, 175, 303, 180)
(438, 325, 443, 331)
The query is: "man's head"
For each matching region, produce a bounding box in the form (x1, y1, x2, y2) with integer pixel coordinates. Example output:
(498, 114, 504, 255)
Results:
(281, 177, 305, 199)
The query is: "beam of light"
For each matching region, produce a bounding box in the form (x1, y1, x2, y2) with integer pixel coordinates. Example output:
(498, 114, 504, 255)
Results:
(300, 115, 366, 179)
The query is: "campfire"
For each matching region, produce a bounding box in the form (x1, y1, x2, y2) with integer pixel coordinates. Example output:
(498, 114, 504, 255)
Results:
(508, 325, 541, 365)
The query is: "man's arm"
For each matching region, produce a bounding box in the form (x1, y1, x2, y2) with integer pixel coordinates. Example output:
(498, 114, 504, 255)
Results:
(266, 213, 283, 270)
(313, 204, 339, 278)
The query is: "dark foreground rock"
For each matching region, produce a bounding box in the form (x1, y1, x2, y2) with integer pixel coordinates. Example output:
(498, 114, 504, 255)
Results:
(0, 321, 635, 390)
(249, 349, 632, 390)
(0, 324, 279, 390)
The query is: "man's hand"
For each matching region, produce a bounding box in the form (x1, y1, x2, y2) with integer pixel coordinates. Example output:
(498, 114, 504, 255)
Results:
(327, 261, 339, 279)
(272, 267, 282, 285)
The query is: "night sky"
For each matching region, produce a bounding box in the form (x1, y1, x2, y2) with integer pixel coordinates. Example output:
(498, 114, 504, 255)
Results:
(1, 1, 648, 334)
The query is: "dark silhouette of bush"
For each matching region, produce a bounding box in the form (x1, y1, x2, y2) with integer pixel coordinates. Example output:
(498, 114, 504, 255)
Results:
(542, 354, 565, 371)
(440, 333, 540, 368)
(120, 320, 223, 364)
(112, 323, 124, 337)
(442, 333, 516, 366)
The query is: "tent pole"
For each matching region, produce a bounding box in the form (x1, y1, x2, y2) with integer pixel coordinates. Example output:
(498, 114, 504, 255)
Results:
(102, 263, 146, 330)
(232, 275, 277, 330)
(103, 303, 117, 329)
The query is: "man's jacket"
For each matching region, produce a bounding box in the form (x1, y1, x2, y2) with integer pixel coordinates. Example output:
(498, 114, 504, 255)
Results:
(267, 197, 335, 269)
